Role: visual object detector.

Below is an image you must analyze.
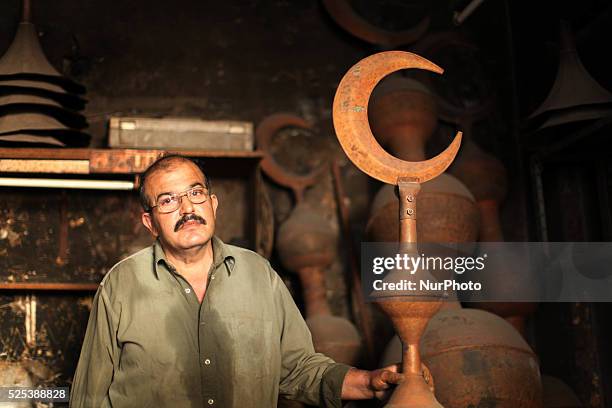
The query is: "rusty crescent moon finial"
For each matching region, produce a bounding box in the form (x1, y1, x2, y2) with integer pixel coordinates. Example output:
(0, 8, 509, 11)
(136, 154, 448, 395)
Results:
(332, 51, 462, 185)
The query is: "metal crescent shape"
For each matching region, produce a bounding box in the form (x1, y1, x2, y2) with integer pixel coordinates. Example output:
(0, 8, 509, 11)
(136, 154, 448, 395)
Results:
(322, 0, 430, 47)
(255, 113, 326, 199)
(332, 51, 462, 184)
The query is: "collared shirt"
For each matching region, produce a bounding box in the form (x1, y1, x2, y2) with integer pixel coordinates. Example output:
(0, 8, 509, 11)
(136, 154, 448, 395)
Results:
(70, 236, 350, 408)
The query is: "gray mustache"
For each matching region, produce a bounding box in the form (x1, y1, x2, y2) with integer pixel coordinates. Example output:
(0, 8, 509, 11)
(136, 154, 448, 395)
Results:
(174, 214, 207, 232)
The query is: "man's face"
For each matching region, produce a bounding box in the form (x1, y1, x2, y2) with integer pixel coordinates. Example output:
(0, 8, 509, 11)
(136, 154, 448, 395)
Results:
(141, 161, 218, 253)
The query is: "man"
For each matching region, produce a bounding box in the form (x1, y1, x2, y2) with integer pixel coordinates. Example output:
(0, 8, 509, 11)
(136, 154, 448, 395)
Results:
(70, 155, 401, 408)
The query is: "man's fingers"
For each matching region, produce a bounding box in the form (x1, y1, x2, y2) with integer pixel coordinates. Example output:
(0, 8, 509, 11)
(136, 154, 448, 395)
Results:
(382, 370, 404, 385)
(372, 370, 404, 389)
(374, 389, 393, 401)
(384, 363, 402, 374)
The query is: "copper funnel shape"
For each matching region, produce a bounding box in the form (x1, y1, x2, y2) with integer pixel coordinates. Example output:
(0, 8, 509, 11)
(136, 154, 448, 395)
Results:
(0, 93, 61, 108)
(0, 22, 60, 78)
(529, 21, 612, 129)
(0, 85, 86, 110)
(0, 133, 64, 146)
(0, 129, 90, 147)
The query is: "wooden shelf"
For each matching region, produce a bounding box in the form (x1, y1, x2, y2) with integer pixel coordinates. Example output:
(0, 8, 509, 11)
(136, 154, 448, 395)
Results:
(0, 148, 264, 175)
(0, 282, 99, 291)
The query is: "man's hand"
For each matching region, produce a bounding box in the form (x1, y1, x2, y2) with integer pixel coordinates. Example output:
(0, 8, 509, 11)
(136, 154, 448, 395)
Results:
(340, 364, 404, 400)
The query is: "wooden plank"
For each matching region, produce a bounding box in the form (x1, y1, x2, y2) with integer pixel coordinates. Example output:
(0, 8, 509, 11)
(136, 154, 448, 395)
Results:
(0, 282, 99, 291)
(0, 159, 90, 174)
(89, 149, 162, 174)
(0, 148, 264, 175)
(0, 148, 91, 160)
(165, 150, 264, 158)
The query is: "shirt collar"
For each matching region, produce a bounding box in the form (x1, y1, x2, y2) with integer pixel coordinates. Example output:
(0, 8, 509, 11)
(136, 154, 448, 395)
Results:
(153, 235, 235, 280)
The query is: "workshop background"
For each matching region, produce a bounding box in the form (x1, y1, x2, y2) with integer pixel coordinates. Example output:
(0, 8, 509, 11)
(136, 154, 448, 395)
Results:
(0, 0, 611, 407)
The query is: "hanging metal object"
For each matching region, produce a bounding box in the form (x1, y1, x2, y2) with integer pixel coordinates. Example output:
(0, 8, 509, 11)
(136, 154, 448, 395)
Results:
(411, 32, 496, 123)
(257, 113, 362, 366)
(255, 113, 327, 203)
(528, 21, 612, 130)
(276, 203, 362, 366)
(0, 2, 85, 94)
(322, 0, 429, 48)
(0, 0, 89, 147)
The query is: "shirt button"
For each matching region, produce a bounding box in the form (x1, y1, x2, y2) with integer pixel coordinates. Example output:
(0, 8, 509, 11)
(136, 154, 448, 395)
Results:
(184, 288, 191, 294)
(208, 398, 214, 405)
(211, 276, 215, 280)
(204, 358, 211, 365)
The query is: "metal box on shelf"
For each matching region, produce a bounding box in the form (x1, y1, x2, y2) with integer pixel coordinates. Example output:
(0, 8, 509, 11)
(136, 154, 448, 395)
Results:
(108, 117, 254, 151)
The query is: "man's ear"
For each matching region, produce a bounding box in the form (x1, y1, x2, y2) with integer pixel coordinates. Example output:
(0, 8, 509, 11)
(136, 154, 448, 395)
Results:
(211, 194, 219, 219)
(142, 211, 159, 237)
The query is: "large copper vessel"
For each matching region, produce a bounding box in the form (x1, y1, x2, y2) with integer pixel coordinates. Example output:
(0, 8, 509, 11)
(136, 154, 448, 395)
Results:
(541, 375, 582, 408)
(381, 306, 543, 408)
(421, 308, 543, 408)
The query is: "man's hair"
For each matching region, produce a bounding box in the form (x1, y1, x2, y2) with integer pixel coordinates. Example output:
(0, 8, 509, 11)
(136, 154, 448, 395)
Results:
(138, 155, 211, 211)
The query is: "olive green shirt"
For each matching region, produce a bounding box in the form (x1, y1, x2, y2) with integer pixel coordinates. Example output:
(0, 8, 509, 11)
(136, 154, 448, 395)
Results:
(70, 236, 351, 408)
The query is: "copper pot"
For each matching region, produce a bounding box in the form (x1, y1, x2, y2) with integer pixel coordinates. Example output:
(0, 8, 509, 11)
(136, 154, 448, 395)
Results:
(421, 308, 543, 408)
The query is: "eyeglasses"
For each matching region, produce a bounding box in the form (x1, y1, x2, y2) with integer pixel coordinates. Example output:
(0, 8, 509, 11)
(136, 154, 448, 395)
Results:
(149, 186, 209, 213)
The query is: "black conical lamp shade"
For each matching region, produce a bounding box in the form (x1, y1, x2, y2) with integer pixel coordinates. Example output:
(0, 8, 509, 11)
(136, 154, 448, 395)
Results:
(529, 21, 612, 130)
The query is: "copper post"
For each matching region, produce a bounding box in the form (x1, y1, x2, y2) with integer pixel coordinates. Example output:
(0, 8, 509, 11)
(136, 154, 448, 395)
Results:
(22, 0, 31, 23)
(377, 178, 443, 408)
(398, 178, 420, 243)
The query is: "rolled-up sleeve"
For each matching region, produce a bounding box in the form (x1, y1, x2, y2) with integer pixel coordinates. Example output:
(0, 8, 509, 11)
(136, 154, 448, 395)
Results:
(320, 363, 352, 408)
(271, 266, 350, 407)
(69, 285, 119, 408)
